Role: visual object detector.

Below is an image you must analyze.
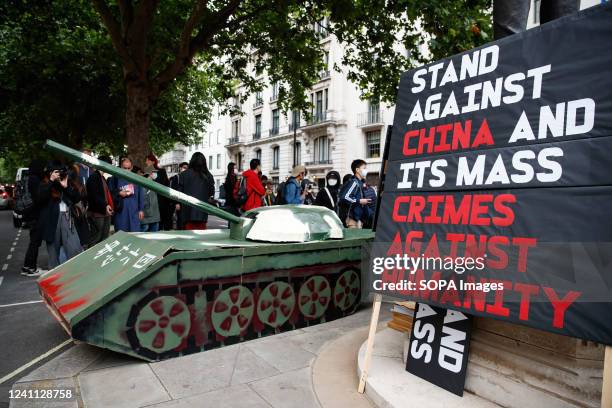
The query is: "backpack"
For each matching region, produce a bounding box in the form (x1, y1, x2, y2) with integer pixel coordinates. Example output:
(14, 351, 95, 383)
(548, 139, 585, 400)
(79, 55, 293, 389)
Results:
(276, 181, 286, 204)
(14, 178, 34, 216)
(233, 177, 248, 207)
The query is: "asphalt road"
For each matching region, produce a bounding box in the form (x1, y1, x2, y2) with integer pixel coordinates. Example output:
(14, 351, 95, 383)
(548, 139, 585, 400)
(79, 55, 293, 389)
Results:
(0, 210, 228, 407)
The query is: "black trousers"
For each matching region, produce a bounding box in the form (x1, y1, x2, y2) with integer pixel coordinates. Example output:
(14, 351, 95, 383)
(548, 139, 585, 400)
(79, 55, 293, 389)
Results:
(23, 219, 42, 270)
(493, 0, 579, 40)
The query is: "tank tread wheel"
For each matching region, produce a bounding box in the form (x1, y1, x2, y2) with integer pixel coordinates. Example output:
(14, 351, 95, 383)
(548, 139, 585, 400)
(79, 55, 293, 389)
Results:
(298, 276, 331, 319)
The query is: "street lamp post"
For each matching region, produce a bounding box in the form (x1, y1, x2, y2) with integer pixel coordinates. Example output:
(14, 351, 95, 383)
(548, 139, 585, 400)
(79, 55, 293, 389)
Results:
(293, 111, 297, 167)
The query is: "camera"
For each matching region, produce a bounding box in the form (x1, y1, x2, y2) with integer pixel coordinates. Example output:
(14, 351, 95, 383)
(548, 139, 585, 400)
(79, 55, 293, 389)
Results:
(59, 167, 69, 180)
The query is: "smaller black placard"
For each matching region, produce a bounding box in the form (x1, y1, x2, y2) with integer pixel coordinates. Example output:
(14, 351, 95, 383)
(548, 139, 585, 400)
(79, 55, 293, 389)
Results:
(406, 303, 473, 396)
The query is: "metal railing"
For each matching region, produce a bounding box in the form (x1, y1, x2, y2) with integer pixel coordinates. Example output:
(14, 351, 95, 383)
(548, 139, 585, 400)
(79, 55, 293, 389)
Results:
(269, 128, 279, 136)
(319, 70, 330, 80)
(305, 111, 328, 126)
(357, 110, 384, 126)
(227, 136, 241, 145)
(305, 159, 332, 166)
(289, 122, 301, 132)
(253, 99, 263, 108)
(253, 132, 261, 140)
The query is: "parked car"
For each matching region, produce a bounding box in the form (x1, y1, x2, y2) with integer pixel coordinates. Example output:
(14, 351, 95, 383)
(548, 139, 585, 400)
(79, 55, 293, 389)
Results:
(0, 188, 8, 210)
(13, 167, 29, 228)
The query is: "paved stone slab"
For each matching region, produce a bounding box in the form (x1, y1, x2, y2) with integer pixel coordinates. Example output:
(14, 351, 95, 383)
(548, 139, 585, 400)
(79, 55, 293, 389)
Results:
(18, 344, 100, 383)
(82, 349, 140, 372)
(78, 363, 170, 408)
(231, 346, 280, 385)
(245, 337, 315, 372)
(249, 367, 319, 408)
(9, 378, 79, 408)
(148, 384, 271, 408)
(287, 328, 345, 355)
(150, 344, 238, 399)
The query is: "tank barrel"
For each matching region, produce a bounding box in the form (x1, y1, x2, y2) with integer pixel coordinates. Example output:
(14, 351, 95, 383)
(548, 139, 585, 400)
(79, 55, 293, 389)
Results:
(45, 139, 242, 225)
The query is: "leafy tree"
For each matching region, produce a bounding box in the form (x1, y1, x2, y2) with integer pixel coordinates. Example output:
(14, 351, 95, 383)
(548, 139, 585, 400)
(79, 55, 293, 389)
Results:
(91, 0, 492, 161)
(0, 0, 217, 170)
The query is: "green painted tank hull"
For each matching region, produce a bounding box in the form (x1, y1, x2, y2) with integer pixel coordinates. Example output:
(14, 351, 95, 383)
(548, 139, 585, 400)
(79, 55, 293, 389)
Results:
(38, 229, 373, 361)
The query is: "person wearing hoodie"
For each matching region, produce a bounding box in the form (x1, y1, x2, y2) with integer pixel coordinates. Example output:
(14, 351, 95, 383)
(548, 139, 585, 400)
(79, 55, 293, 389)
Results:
(21, 159, 46, 276)
(314, 170, 341, 212)
(241, 159, 265, 212)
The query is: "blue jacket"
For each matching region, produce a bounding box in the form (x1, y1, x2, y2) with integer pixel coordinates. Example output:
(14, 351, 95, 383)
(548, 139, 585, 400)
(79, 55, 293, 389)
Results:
(284, 178, 303, 204)
(339, 176, 367, 221)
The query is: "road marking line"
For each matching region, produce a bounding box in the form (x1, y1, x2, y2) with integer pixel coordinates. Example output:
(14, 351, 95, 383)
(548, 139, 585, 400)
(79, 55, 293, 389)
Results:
(0, 300, 44, 308)
(7, 254, 12, 260)
(0, 339, 72, 385)
(0, 277, 3, 287)
(10, 247, 14, 252)
(1, 264, 7, 271)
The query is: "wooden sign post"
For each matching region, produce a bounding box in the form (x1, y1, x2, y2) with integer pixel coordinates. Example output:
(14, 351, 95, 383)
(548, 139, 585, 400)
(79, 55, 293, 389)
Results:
(603, 345, 612, 408)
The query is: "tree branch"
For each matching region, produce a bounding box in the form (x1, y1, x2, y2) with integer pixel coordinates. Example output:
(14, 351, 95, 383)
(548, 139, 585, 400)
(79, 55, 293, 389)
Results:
(91, 0, 137, 73)
(127, 0, 160, 72)
(117, 0, 134, 38)
(153, 0, 244, 91)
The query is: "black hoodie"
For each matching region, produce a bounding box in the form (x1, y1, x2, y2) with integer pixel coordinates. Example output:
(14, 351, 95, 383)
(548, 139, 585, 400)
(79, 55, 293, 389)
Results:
(314, 170, 341, 211)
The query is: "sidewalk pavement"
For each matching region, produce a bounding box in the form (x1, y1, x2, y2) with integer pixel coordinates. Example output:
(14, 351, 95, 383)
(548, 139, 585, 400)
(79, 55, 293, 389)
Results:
(10, 305, 390, 408)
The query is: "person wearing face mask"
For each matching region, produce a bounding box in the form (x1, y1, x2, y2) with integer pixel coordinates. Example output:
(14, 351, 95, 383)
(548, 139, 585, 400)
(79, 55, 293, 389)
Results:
(339, 159, 371, 229)
(315, 170, 341, 211)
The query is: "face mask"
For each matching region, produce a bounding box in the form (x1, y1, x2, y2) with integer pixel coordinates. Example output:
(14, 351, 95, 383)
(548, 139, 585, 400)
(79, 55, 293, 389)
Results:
(360, 167, 368, 178)
(327, 179, 338, 187)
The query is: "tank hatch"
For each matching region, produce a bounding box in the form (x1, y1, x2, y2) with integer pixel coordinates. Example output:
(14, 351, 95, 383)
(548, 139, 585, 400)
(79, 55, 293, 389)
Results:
(243, 205, 344, 243)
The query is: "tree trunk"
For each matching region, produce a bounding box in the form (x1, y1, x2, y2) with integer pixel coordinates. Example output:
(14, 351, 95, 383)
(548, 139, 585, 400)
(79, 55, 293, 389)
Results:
(125, 82, 153, 167)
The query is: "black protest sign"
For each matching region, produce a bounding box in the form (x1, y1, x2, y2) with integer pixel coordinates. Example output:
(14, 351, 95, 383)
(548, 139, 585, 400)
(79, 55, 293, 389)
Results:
(406, 303, 473, 396)
(369, 3, 612, 345)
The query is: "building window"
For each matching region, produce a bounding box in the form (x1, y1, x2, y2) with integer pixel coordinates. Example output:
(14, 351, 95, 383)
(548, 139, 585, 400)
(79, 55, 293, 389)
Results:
(366, 130, 381, 158)
(271, 109, 279, 135)
(314, 136, 329, 163)
(236, 152, 243, 171)
(232, 95, 240, 110)
(217, 130, 221, 145)
(209, 155, 213, 169)
(271, 81, 279, 101)
(290, 110, 300, 131)
(255, 148, 262, 162)
(232, 120, 240, 139)
(254, 90, 263, 107)
(272, 146, 280, 169)
(368, 100, 380, 123)
(254, 114, 261, 139)
(272, 176, 279, 191)
(217, 154, 221, 170)
(294, 141, 301, 166)
(315, 18, 328, 38)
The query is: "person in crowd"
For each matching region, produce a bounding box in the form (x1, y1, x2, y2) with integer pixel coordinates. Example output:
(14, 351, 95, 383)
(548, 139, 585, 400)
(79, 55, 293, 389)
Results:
(68, 164, 90, 248)
(339, 159, 371, 229)
(362, 183, 378, 228)
(262, 180, 276, 206)
(77, 149, 93, 186)
(38, 163, 84, 269)
(169, 161, 189, 229)
(21, 159, 46, 276)
(86, 155, 114, 246)
(176, 153, 215, 229)
(283, 165, 307, 205)
(314, 170, 341, 212)
(139, 166, 161, 232)
(110, 157, 144, 232)
(302, 180, 315, 205)
(241, 158, 265, 212)
(275, 175, 290, 205)
(337, 173, 353, 227)
(223, 162, 240, 216)
(145, 154, 172, 230)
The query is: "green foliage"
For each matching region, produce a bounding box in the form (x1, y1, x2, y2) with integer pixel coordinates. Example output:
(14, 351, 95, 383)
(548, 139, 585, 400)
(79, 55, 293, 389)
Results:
(0, 0, 492, 175)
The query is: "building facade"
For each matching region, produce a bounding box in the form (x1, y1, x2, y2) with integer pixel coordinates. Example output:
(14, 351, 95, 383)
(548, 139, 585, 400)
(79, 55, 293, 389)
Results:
(160, 27, 395, 193)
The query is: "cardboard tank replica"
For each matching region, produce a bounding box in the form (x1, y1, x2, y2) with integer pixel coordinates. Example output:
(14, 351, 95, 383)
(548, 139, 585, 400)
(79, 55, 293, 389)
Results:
(38, 140, 373, 361)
